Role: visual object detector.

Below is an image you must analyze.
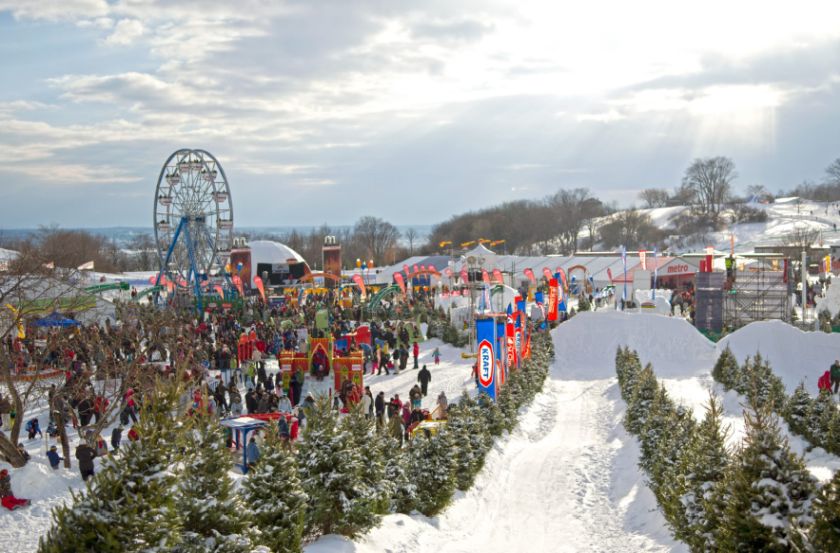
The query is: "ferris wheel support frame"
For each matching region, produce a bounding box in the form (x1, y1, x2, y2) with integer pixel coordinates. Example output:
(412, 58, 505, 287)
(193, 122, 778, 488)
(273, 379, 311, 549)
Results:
(153, 215, 206, 312)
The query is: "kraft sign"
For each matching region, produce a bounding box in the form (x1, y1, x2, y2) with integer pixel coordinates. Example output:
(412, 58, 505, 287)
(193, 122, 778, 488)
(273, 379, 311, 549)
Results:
(478, 339, 495, 388)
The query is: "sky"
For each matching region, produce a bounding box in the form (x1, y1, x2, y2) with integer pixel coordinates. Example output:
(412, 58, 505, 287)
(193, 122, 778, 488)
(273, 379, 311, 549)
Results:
(2, 0, 840, 229)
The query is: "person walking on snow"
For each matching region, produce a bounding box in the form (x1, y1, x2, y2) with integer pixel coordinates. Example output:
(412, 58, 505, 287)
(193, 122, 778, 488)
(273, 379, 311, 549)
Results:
(412, 341, 420, 369)
(75, 442, 96, 481)
(831, 359, 840, 394)
(432, 347, 440, 365)
(47, 445, 63, 469)
(418, 365, 431, 397)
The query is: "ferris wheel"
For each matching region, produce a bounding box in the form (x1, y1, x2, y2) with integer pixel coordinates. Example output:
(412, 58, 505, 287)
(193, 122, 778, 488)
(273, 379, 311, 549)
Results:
(153, 149, 233, 300)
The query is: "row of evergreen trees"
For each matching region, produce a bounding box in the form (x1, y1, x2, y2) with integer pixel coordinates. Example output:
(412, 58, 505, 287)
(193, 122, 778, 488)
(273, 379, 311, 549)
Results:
(713, 347, 840, 456)
(616, 347, 840, 552)
(39, 333, 554, 553)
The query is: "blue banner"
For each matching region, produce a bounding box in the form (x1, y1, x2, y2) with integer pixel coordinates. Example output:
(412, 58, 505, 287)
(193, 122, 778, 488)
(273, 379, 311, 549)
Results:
(534, 291, 544, 305)
(476, 317, 496, 400)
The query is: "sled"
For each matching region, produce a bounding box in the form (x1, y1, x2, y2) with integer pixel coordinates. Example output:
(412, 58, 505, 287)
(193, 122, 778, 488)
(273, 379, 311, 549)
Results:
(2, 496, 30, 510)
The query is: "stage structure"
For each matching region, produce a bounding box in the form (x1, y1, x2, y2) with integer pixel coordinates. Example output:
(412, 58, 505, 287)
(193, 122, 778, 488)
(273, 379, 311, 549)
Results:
(153, 149, 234, 310)
(723, 254, 790, 328)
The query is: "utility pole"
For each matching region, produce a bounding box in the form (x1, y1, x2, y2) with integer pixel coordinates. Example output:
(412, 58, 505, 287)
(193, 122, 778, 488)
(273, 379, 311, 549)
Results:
(801, 249, 808, 325)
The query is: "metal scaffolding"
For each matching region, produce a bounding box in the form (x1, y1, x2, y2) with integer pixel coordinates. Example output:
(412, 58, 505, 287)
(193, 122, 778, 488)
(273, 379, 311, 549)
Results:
(724, 264, 790, 327)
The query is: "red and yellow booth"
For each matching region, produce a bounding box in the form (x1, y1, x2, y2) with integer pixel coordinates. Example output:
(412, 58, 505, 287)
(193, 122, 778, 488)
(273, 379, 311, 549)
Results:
(278, 336, 364, 391)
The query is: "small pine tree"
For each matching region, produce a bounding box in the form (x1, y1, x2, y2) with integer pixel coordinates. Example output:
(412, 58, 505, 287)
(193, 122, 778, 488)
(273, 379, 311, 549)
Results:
(625, 363, 658, 435)
(344, 403, 391, 515)
(811, 469, 840, 550)
(478, 393, 506, 437)
(783, 382, 813, 438)
(176, 416, 253, 553)
(618, 349, 643, 402)
(408, 428, 457, 516)
(674, 393, 731, 552)
(637, 386, 676, 475)
(743, 353, 786, 411)
(39, 384, 183, 553)
(446, 405, 480, 491)
(712, 346, 740, 389)
(298, 396, 379, 537)
(717, 408, 817, 552)
(808, 390, 839, 451)
(242, 434, 307, 553)
(381, 433, 416, 514)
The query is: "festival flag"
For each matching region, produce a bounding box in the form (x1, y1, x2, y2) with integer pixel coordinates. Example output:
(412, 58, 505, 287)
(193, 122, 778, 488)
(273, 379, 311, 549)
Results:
(403, 264, 410, 277)
(460, 269, 469, 283)
(232, 275, 245, 297)
(476, 317, 497, 400)
(516, 296, 526, 364)
(651, 248, 658, 300)
(547, 278, 559, 321)
(492, 268, 503, 284)
(352, 273, 367, 297)
(213, 285, 225, 298)
(481, 269, 491, 284)
(506, 304, 517, 371)
(557, 268, 568, 292)
(496, 318, 507, 386)
(542, 267, 553, 281)
(444, 267, 453, 278)
(523, 268, 536, 284)
(620, 246, 628, 302)
(413, 264, 420, 275)
(639, 249, 647, 271)
(253, 276, 267, 303)
(394, 272, 406, 295)
(607, 268, 613, 282)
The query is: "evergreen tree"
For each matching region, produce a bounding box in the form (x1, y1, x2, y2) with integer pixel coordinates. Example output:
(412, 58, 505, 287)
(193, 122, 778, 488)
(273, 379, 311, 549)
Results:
(496, 387, 518, 432)
(242, 434, 307, 553)
(742, 353, 786, 411)
(718, 408, 817, 552)
(381, 433, 416, 514)
(297, 396, 379, 537)
(783, 382, 813, 438)
(650, 404, 695, 531)
(807, 390, 839, 452)
(39, 385, 183, 553)
(176, 416, 252, 553)
(712, 346, 739, 389)
(407, 428, 457, 516)
(447, 404, 481, 491)
(637, 386, 675, 475)
(625, 363, 658, 435)
(344, 403, 391, 515)
(617, 348, 643, 402)
(478, 393, 506, 437)
(811, 469, 840, 550)
(674, 393, 730, 552)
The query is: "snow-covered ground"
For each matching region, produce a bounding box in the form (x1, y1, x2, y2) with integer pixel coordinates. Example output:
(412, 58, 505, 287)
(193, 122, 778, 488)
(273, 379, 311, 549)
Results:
(5, 311, 838, 552)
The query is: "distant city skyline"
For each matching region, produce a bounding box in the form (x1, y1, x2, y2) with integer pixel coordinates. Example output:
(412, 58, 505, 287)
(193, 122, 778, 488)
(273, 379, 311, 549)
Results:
(2, 1, 840, 228)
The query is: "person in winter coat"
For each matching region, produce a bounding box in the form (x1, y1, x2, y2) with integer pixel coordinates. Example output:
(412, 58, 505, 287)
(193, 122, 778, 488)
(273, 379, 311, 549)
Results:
(831, 359, 840, 393)
(277, 392, 292, 413)
(437, 391, 448, 419)
(246, 436, 260, 468)
(95, 435, 108, 457)
(245, 389, 257, 414)
(111, 426, 123, 452)
(374, 391, 386, 428)
(412, 342, 420, 369)
(409, 385, 422, 409)
(361, 386, 373, 418)
(25, 418, 42, 440)
(75, 442, 96, 481)
(418, 365, 431, 397)
(228, 384, 243, 416)
(47, 445, 63, 469)
(0, 469, 29, 510)
(432, 347, 440, 365)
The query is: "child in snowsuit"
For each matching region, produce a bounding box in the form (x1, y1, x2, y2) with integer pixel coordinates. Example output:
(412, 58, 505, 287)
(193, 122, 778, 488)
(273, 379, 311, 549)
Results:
(47, 445, 63, 469)
(0, 469, 29, 510)
(433, 347, 440, 365)
(26, 418, 42, 440)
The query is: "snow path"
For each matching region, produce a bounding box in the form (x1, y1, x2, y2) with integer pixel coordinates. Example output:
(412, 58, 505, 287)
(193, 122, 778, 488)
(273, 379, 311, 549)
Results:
(308, 328, 684, 553)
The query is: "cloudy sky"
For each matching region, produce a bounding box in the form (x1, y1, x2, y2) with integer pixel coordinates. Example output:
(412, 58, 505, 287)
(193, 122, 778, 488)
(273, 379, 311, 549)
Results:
(2, 0, 840, 228)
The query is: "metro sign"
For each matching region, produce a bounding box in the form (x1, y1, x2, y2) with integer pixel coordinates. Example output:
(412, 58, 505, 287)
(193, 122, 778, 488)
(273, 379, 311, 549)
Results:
(478, 339, 495, 388)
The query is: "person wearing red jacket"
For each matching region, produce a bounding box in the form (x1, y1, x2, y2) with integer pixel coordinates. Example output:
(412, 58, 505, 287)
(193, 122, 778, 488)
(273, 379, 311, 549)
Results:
(412, 341, 420, 369)
(0, 469, 30, 510)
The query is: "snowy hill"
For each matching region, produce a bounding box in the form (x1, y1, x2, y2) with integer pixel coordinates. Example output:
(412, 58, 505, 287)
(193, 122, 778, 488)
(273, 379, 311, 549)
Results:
(588, 198, 840, 254)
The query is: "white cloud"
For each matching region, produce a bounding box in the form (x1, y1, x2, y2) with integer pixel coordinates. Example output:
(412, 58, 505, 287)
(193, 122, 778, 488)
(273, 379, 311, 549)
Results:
(103, 18, 143, 45)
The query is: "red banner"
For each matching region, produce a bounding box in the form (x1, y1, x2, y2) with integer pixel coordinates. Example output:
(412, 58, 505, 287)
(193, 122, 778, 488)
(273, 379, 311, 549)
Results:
(403, 264, 410, 277)
(607, 268, 613, 282)
(523, 268, 536, 284)
(639, 250, 647, 271)
(444, 267, 453, 278)
(413, 264, 420, 275)
(557, 268, 568, 291)
(492, 268, 503, 284)
(547, 278, 559, 321)
(506, 315, 517, 371)
(213, 285, 224, 298)
(394, 272, 406, 295)
(352, 273, 366, 297)
(543, 267, 553, 281)
(482, 269, 491, 284)
(460, 269, 469, 283)
(254, 276, 266, 303)
(232, 275, 245, 297)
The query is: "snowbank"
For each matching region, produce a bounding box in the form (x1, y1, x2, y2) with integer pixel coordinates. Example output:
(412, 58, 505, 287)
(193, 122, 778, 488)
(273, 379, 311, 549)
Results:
(553, 311, 716, 379)
(719, 320, 840, 392)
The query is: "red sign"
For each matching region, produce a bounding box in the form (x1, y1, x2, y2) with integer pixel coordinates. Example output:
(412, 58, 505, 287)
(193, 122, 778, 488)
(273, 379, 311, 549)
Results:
(667, 264, 690, 274)
(506, 316, 516, 370)
(547, 278, 559, 321)
(477, 339, 495, 388)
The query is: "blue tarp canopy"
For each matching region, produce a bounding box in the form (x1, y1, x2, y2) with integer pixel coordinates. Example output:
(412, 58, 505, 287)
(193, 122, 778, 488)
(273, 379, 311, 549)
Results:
(34, 311, 81, 327)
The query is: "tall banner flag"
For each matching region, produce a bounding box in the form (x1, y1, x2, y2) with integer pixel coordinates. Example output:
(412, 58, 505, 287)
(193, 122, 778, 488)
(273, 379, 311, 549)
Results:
(476, 318, 497, 400)
(492, 268, 504, 285)
(557, 268, 568, 292)
(213, 284, 224, 299)
(496, 318, 507, 386)
(253, 276, 267, 303)
(542, 267, 553, 281)
(620, 246, 628, 303)
(516, 296, 526, 363)
(524, 268, 536, 284)
(548, 278, 559, 321)
(460, 269, 469, 284)
(445, 267, 453, 278)
(352, 273, 367, 298)
(607, 268, 613, 283)
(232, 275, 245, 297)
(481, 269, 491, 285)
(394, 272, 406, 295)
(651, 247, 658, 300)
(639, 249, 647, 271)
(403, 264, 410, 279)
(505, 307, 516, 373)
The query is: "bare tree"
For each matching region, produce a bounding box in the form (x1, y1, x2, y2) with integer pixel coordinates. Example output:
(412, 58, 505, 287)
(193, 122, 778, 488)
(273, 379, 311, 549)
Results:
(638, 188, 670, 208)
(352, 216, 400, 266)
(782, 225, 821, 251)
(404, 228, 418, 256)
(548, 188, 594, 254)
(598, 209, 665, 250)
(681, 157, 736, 221)
(826, 158, 840, 186)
